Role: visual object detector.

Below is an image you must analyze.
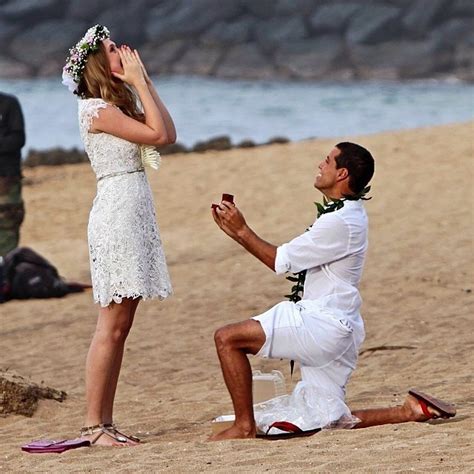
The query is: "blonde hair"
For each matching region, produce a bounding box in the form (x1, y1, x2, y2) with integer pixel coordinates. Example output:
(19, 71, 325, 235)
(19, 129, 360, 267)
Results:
(77, 43, 144, 122)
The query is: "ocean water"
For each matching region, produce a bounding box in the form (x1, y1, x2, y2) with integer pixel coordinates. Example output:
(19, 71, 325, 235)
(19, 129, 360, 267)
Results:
(0, 75, 473, 153)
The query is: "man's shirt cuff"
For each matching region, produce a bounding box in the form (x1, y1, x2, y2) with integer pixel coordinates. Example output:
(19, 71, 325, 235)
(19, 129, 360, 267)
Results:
(275, 244, 291, 274)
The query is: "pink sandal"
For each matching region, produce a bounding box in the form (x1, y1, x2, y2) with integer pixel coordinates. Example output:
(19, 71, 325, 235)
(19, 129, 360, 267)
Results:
(21, 438, 90, 454)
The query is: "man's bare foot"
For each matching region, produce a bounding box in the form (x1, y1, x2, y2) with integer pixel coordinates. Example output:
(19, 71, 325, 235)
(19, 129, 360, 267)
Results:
(404, 393, 454, 422)
(208, 423, 256, 441)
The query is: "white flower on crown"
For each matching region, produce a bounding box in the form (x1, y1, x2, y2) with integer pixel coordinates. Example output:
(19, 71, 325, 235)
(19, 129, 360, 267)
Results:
(61, 68, 77, 93)
(62, 24, 110, 97)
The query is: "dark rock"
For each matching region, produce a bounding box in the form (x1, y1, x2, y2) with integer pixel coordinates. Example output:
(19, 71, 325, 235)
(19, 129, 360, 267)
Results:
(241, 0, 275, 19)
(172, 45, 223, 75)
(351, 42, 402, 80)
(24, 148, 88, 167)
(215, 43, 275, 80)
(0, 369, 66, 417)
(236, 139, 256, 148)
(275, 0, 316, 16)
(145, 0, 241, 43)
(385, 0, 414, 6)
(143, 2, 180, 43)
(275, 36, 346, 79)
(0, 18, 21, 44)
(402, 0, 450, 36)
(255, 17, 307, 49)
(266, 136, 290, 145)
(0, 0, 471, 82)
(37, 59, 64, 77)
(139, 40, 188, 75)
(351, 38, 451, 79)
(0, 0, 64, 24)
(346, 5, 402, 45)
(9, 20, 87, 68)
(454, 32, 474, 80)
(158, 142, 188, 155)
(0, 56, 32, 79)
(309, 3, 362, 34)
(67, 0, 117, 21)
(201, 16, 256, 45)
(429, 19, 473, 50)
(452, 0, 474, 16)
(193, 136, 232, 152)
(97, 0, 151, 45)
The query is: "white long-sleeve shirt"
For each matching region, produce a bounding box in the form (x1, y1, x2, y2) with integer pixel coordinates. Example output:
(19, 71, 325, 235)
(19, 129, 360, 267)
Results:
(275, 200, 368, 336)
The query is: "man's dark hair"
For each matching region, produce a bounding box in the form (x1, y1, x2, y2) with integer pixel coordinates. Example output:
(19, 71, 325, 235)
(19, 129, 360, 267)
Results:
(334, 142, 374, 195)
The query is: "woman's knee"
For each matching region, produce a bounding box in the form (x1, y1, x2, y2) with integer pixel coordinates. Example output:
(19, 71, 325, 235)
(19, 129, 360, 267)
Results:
(95, 322, 130, 345)
(97, 307, 134, 344)
(110, 323, 132, 344)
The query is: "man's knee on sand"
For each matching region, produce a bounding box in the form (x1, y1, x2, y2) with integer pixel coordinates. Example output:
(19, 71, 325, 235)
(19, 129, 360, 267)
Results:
(214, 320, 266, 355)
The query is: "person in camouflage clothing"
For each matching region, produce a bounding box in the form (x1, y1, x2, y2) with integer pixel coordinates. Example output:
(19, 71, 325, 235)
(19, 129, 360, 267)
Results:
(0, 92, 25, 256)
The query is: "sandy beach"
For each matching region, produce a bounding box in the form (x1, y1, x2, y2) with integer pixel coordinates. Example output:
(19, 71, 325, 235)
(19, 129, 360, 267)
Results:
(1, 121, 473, 472)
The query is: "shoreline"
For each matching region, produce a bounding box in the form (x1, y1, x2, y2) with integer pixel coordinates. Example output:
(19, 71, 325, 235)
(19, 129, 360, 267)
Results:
(3, 76, 473, 157)
(21, 119, 473, 167)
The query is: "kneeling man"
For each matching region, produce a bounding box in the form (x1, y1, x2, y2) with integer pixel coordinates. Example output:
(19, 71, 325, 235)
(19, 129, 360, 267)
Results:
(211, 142, 455, 440)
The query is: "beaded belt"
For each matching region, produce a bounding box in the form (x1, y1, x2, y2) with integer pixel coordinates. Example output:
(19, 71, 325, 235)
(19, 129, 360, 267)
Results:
(97, 168, 144, 182)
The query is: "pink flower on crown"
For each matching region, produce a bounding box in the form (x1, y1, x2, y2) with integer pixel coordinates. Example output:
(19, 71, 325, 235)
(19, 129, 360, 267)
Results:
(62, 24, 110, 97)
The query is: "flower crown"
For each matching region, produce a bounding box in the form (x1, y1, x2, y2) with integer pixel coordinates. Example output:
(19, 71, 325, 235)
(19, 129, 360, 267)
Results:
(62, 24, 110, 96)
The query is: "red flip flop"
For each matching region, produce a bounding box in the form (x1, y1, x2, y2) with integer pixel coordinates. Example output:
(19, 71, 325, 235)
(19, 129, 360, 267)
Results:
(408, 389, 456, 420)
(256, 421, 321, 440)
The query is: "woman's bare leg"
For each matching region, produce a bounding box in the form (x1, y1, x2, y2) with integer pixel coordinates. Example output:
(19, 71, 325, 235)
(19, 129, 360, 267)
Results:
(83, 298, 135, 446)
(102, 298, 139, 425)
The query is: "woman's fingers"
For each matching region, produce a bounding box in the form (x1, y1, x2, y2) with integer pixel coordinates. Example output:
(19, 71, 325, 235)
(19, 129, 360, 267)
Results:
(132, 50, 142, 67)
(119, 46, 134, 64)
(119, 48, 142, 76)
(111, 71, 125, 81)
(122, 48, 133, 64)
(117, 48, 129, 66)
(133, 49, 149, 79)
(134, 49, 145, 68)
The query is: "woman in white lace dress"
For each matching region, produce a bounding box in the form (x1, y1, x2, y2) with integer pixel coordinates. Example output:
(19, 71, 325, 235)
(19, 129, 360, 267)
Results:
(62, 25, 175, 446)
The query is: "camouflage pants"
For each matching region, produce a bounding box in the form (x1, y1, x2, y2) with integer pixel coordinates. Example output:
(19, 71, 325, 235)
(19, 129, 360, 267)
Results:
(0, 176, 25, 256)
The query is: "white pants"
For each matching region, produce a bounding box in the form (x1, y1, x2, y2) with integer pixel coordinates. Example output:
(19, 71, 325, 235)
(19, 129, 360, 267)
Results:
(252, 300, 364, 400)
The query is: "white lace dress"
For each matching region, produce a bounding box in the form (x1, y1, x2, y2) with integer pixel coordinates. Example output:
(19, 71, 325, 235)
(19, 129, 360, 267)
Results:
(78, 98, 172, 307)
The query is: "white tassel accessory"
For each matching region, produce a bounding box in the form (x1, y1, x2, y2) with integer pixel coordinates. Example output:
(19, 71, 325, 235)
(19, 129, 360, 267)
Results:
(140, 145, 161, 170)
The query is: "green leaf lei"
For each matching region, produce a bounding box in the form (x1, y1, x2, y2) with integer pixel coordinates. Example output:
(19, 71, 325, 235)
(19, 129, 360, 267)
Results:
(285, 186, 371, 302)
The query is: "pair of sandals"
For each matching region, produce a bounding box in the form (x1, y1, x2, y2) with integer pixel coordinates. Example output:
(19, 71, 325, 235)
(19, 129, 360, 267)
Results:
(80, 423, 140, 445)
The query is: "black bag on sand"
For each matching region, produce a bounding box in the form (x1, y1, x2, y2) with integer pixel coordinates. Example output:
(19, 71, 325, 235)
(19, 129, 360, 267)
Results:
(1, 247, 90, 301)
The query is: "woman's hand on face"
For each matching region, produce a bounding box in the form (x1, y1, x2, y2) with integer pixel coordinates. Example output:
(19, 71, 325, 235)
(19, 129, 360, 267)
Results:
(112, 46, 145, 87)
(133, 49, 152, 84)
